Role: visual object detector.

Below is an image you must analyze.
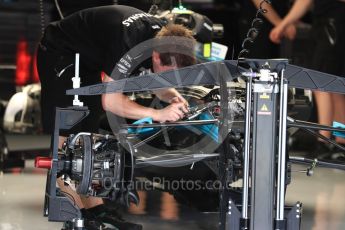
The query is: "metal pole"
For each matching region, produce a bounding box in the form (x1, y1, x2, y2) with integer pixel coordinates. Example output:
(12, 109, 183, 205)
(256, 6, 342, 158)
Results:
(242, 77, 253, 221)
(75, 53, 79, 80)
(276, 69, 288, 222)
(72, 53, 83, 107)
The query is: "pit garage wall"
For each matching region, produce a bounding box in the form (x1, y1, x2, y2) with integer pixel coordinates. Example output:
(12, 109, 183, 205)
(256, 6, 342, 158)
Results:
(0, 0, 53, 100)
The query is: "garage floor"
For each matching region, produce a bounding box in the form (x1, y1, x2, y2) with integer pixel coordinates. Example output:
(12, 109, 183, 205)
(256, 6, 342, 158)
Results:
(1, 134, 345, 230)
(1, 159, 345, 230)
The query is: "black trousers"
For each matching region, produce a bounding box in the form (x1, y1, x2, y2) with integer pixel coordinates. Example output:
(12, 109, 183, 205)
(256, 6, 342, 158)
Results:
(311, 12, 345, 76)
(36, 42, 103, 136)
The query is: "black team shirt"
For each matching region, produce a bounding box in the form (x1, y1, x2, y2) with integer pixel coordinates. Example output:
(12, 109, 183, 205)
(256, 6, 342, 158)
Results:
(42, 5, 164, 77)
(314, 0, 345, 17)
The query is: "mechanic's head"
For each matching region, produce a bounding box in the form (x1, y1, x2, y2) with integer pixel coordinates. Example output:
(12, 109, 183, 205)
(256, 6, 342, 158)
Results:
(152, 24, 196, 73)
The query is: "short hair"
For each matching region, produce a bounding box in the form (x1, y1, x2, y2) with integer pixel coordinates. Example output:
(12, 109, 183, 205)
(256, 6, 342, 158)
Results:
(154, 24, 196, 67)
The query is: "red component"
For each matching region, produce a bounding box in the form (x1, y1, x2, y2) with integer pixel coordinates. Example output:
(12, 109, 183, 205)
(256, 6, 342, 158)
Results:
(15, 39, 31, 86)
(35, 157, 52, 169)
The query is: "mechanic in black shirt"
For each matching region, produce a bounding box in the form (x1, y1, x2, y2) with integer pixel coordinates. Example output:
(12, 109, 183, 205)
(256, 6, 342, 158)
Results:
(37, 5, 196, 230)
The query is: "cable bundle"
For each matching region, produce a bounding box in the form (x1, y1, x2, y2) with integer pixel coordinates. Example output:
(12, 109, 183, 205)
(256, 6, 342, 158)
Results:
(237, 0, 272, 60)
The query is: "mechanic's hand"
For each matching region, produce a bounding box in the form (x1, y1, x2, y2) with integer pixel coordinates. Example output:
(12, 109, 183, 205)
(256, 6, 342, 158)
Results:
(153, 102, 188, 122)
(269, 23, 286, 44)
(170, 96, 189, 107)
(283, 24, 297, 41)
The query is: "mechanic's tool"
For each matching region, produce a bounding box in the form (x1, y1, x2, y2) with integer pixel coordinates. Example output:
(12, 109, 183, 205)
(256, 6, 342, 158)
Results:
(185, 101, 218, 120)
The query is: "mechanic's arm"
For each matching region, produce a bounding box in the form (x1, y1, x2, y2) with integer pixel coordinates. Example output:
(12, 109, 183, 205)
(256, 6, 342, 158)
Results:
(101, 75, 187, 122)
(153, 88, 188, 106)
(270, 0, 313, 43)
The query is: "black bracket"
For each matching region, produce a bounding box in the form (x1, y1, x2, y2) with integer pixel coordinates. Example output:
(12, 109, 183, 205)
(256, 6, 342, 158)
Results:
(44, 106, 89, 223)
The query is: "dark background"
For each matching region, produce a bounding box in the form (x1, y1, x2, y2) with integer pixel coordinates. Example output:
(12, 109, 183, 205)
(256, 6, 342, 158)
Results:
(0, 0, 313, 101)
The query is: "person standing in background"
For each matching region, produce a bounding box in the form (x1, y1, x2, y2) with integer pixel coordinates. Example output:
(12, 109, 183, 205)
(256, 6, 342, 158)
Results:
(270, 0, 345, 155)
